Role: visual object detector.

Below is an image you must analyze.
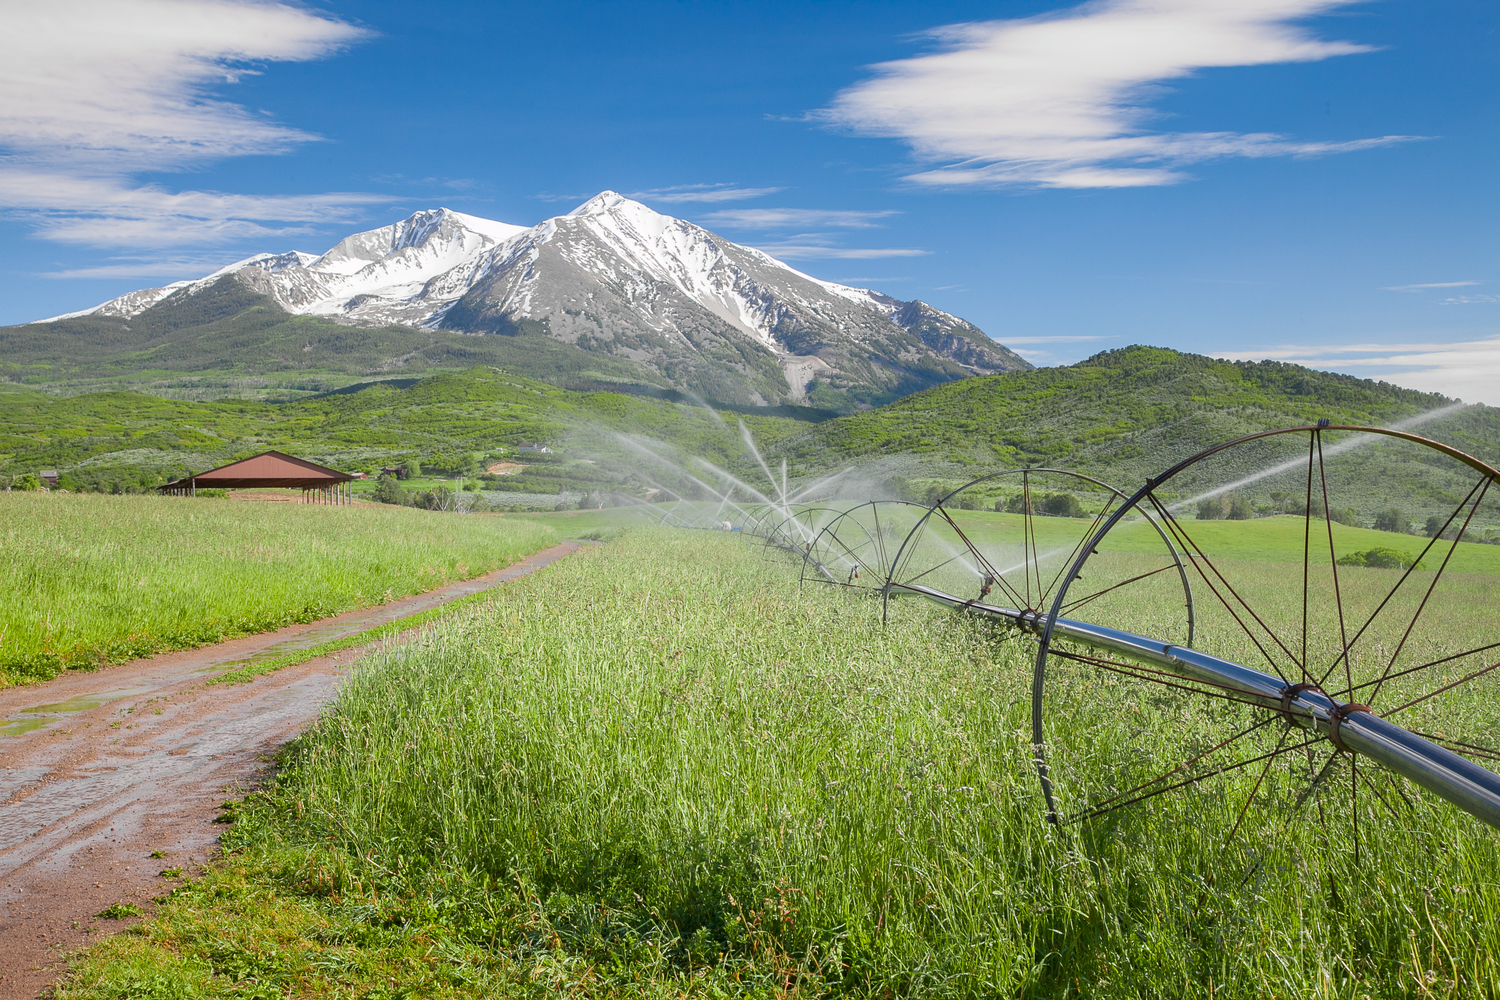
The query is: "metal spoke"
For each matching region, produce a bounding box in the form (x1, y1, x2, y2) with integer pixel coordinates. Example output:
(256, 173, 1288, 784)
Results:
(1403, 731, 1500, 764)
(1342, 639, 1500, 700)
(1357, 765, 1406, 822)
(1022, 470, 1037, 609)
(1225, 725, 1295, 847)
(1361, 477, 1492, 703)
(1302, 430, 1316, 685)
(1041, 494, 1119, 604)
(1067, 728, 1321, 825)
(1320, 478, 1488, 688)
(1149, 495, 1296, 681)
(1059, 563, 1180, 616)
(942, 509, 1028, 610)
(1050, 649, 1277, 710)
(1315, 430, 1354, 698)
(1383, 653, 1500, 720)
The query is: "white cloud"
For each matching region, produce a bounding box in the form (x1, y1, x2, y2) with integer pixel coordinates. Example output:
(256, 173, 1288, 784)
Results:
(42, 256, 251, 280)
(626, 184, 785, 204)
(1000, 335, 1113, 345)
(0, 0, 372, 249)
(752, 242, 930, 260)
(0, 170, 384, 247)
(1215, 337, 1500, 406)
(1441, 295, 1500, 306)
(818, 0, 1413, 189)
(698, 208, 900, 230)
(1383, 280, 1481, 292)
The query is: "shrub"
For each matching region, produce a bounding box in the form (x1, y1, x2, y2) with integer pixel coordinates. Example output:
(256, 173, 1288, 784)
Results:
(1038, 492, 1085, 518)
(1337, 547, 1425, 570)
(1226, 494, 1253, 520)
(1374, 508, 1410, 534)
(372, 474, 409, 506)
(1423, 515, 1465, 540)
(1329, 507, 1359, 527)
(1196, 496, 1224, 520)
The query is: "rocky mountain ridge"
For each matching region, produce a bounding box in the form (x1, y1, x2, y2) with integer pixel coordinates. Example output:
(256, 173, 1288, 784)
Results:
(38, 192, 1030, 407)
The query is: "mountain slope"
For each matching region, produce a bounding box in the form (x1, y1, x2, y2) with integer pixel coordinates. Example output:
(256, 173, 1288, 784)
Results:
(0, 366, 807, 498)
(775, 346, 1500, 511)
(14, 193, 1028, 407)
(7, 349, 1495, 533)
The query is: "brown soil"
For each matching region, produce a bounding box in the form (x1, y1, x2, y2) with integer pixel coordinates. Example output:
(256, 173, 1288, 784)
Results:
(0, 541, 582, 999)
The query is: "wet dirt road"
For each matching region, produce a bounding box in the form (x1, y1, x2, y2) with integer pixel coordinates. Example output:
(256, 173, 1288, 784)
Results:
(0, 541, 582, 999)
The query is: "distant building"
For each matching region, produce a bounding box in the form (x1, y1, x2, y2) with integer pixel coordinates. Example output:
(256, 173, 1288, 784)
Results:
(381, 465, 410, 480)
(38, 470, 59, 488)
(518, 444, 553, 454)
(158, 451, 354, 504)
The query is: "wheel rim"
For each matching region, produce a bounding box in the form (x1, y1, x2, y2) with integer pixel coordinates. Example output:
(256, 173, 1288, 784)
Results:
(799, 501, 931, 592)
(881, 469, 1194, 633)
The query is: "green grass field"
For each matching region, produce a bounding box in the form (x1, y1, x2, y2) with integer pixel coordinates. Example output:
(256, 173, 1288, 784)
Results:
(0, 492, 556, 684)
(59, 527, 1500, 999)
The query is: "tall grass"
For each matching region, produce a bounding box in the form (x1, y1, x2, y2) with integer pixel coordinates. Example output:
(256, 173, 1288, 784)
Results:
(0, 492, 555, 682)
(253, 529, 1500, 997)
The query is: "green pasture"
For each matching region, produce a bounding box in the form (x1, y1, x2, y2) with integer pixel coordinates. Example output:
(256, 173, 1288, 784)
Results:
(926, 507, 1500, 575)
(0, 492, 555, 684)
(62, 528, 1500, 999)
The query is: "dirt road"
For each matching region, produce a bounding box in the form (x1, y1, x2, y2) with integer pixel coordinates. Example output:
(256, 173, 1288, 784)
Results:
(0, 541, 582, 999)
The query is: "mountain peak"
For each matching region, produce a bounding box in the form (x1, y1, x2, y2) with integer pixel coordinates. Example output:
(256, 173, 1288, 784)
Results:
(567, 191, 631, 217)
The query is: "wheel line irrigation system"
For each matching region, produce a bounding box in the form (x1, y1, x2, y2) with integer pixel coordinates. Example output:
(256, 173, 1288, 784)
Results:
(637, 423, 1500, 838)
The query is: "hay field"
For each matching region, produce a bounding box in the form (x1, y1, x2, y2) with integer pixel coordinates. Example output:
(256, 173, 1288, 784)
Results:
(0, 492, 555, 683)
(62, 528, 1500, 999)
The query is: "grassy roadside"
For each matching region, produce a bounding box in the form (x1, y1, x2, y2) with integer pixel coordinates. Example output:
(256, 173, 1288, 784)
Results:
(0, 493, 556, 685)
(58, 529, 1500, 999)
(206, 586, 505, 687)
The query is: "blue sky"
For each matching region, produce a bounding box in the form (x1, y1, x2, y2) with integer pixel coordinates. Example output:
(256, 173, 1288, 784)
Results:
(2, 0, 1496, 402)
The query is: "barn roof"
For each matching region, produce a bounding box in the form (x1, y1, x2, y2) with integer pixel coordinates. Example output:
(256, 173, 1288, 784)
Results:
(158, 451, 353, 491)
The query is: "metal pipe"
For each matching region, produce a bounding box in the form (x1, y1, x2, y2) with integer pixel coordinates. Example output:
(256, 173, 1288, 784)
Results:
(887, 581, 1500, 829)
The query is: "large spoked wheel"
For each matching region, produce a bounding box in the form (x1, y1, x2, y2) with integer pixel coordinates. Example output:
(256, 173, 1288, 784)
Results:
(881, 469, 1195, 633)
(799, 501, 931, 593)
(1033, 425, 1500, 853)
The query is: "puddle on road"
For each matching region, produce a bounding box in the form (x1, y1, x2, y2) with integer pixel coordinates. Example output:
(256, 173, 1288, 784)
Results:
(27, 693, 121, 714)
(0, 718, 51, 738)
(1, 687, 152, 738)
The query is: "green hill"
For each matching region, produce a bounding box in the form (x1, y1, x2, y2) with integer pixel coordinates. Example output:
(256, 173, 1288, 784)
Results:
(5, 347, 1496, 530)
(0, 367, 806, 498)
(771, 346, 1500, 526)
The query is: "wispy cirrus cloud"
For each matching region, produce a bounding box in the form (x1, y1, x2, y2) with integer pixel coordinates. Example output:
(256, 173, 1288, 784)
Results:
(41, 256, 249, 280)
(625, 183, 785, 204)
(751, 241, 929, 260)
(817, 0, 1415, 189)
(1383, 280, 1481, 292)
(1000, 335, 1113, 345)
(1216, 337, 1500, 406)
(698, 208, 899, 230)
(0, 0, 375, 250)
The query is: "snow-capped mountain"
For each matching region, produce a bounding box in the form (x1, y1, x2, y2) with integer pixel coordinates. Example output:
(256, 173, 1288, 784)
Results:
(44, 192, 1029, 405)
